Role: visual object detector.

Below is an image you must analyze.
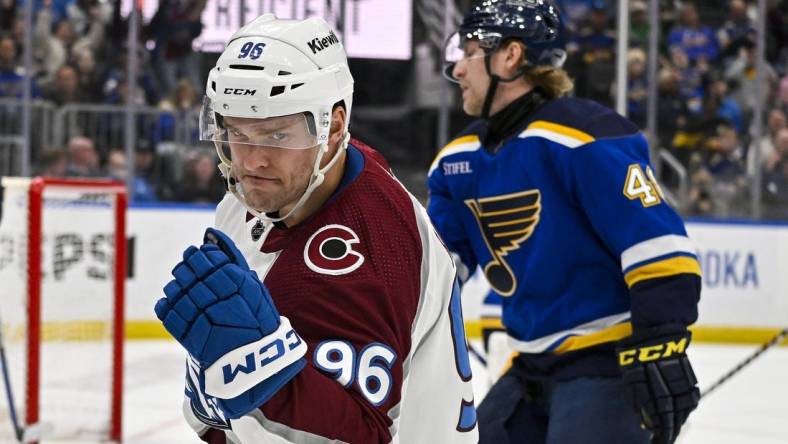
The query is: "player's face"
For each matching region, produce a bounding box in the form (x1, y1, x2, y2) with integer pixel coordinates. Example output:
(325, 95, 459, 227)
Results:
(452, 40, 490, 117)
(224, 116, 319, 213)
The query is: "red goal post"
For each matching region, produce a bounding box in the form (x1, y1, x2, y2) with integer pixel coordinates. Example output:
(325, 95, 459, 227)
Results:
(0, 177, 126, 442)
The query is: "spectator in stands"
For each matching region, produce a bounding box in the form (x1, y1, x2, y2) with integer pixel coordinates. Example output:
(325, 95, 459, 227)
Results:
(102, 47, 160, 105)
(173, 151, 225, 204)
(42, 63, 88, 105)
(6, 16, 24, 59)
(106, 148, 158, 202)
(763, 128, 788, 219)
(0, 0, 14, 32)
(72, 46, 104, 102)
(566, 2, 616, 105)
(669, 46, 704, 114)
(103, 73, 147, 105)
(657, 68, 690, 148)
(778, 74, 788, 113)
(765, 128, 788, 175)
(0, 35, 25, 98)
(766, 0, 787, 69)
(707, 122, 745, 174)
(106, 148, 127, 179)
(555, 0, 595, 33)
(135, 142, 172, 200)
(34, 6, 73, 83)
(704, 122, 749, 217)
(688, 168, 715, 216)
(66, 0, 111, 37)
(34, 0, 106, 84)
(673, 90, 733, 170)
(162, 77, 199, 113)
(629, 0, 649, 49)
(748, 108, 786, 175)
(147, 0, 207, 97)
(626, 48, 648, 128)
(65, 135, 101, 176)
(707, 74, 743, 134)
(667, 2, 720, 65)
(35, 148, 68, 177)
(155, 77, 200, 144)
(717, 0, 756, 64)
(724, 40, 778, 117)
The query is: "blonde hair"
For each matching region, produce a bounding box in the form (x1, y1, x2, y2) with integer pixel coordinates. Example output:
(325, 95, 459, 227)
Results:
(505, 39, 573, 99)
(523, 65, 574, 99)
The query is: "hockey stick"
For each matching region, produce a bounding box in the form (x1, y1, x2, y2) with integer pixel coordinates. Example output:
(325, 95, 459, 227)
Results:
(0, 313, 26, 442)
(467, 341, 488, 367)
(700, 327, 788, 399)
(0, 315, 54, 443)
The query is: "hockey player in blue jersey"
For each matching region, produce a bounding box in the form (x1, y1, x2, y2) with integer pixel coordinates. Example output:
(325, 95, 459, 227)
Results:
(429, 1, 702, 443)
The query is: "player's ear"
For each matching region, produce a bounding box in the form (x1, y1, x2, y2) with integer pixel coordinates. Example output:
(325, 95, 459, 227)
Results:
(501, 40, 526, 75)
(493, 39, 525, 78)
(328, 104, 347, 147)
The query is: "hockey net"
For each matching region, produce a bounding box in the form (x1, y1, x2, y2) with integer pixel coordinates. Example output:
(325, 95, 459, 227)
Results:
(0, 177, 126, 443)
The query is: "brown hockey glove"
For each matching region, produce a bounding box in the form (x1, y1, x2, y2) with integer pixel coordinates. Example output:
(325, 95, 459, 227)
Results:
(616, 324, 700, 444)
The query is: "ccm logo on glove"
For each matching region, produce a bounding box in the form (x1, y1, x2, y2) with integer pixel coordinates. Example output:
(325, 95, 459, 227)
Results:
(222, 327, 303, 384)
(618, 337, 688, 365)
(206, 317, 307, 399)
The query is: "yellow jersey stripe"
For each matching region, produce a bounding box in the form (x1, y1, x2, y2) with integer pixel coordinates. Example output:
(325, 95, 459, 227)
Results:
(624, 256, 702, 287)
(479, 317, 504, 330)
(428, 135, 482, 176)
(552, 322, 633, 354)
(498, 351, 519, 377)
(443, 134, 480, 150)
(527, 121, 595, 144)
(488, 216, 539, 228)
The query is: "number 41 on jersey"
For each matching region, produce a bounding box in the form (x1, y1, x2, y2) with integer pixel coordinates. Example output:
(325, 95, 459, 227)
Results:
(623, 164, 665, 207)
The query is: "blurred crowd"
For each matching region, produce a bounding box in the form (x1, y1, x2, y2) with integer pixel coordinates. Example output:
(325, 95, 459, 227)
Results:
(1, 0, 788, 219)
(0, 0, 219, 203)
(559, 0, 788, 219)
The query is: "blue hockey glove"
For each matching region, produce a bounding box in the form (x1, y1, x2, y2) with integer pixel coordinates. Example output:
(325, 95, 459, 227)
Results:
(184, 355, 231, 429)
(155, 228, 307, 419)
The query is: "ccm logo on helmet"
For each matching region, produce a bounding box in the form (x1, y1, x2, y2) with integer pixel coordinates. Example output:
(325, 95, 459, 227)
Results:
(307, 31, 339, 54)
(224, 88, 257, 96)
(304, 224, 364, 275)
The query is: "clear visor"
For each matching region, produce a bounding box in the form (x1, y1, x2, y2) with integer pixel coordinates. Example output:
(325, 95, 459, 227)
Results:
(443, 31, 501, 81)
(443, 30, 502, 63)
(199, 97, 319, 150)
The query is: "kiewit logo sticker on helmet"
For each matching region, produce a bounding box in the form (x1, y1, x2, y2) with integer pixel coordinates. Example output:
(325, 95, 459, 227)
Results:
(307, 31, 340, 54)
(304, 224, 365, 275)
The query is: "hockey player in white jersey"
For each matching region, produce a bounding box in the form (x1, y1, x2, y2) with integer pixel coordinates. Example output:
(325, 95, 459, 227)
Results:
(154, 14, 478, 444)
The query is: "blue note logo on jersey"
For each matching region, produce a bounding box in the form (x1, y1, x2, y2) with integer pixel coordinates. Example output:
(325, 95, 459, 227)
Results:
(465, 190, 541, 296)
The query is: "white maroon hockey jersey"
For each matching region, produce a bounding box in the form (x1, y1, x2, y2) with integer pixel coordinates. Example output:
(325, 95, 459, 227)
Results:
(184, 140, 478, 444)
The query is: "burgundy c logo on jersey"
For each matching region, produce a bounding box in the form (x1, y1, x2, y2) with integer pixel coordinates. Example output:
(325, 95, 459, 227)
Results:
(304, 224, 365, 275)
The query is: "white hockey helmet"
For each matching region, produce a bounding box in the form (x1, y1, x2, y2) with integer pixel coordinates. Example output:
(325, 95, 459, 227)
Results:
(201, 14, 354, 222)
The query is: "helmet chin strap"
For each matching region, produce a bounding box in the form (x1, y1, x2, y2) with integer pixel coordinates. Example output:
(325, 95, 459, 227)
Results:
(480, 55, 529, 120)
(218, 132, 350, 225)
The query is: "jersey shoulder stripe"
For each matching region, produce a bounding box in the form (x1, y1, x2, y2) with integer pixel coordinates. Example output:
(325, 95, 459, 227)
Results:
(523, 97, 641, 145)
(428, 134, 482, 176)
(518, 120, 595, 148)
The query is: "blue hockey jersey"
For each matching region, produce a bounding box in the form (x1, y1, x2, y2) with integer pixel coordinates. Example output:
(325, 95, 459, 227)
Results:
(428, 96, 701, 375)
